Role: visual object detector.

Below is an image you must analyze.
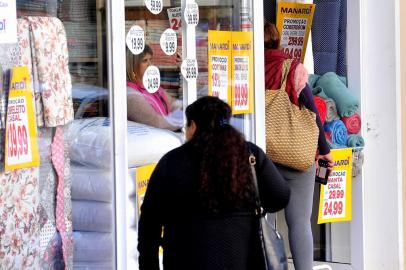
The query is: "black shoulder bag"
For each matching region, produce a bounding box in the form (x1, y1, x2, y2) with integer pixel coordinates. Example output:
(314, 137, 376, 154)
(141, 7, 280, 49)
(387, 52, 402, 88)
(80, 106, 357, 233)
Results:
(249, 153, 288, 270)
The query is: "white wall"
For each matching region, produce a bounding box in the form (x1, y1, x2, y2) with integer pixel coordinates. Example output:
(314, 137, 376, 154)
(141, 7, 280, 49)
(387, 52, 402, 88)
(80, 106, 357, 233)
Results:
(356, 0, 402, 269)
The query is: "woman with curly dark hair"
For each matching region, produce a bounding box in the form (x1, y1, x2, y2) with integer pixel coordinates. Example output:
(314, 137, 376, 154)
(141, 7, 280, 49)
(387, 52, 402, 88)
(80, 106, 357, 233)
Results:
(138, 96, 290, 270)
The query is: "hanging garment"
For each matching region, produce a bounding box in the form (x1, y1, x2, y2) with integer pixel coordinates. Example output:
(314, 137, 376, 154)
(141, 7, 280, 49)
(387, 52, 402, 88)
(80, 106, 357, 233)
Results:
(52, 126, 74, 270)
(312, 0, 347, 76)
(27, 16, 74, 127)
(0, 18, 74, 269)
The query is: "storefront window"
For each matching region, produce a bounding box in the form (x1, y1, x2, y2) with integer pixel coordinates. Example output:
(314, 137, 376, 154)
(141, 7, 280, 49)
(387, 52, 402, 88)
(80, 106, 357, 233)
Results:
(264, 0, 361, 268)
(0, 0, 114, 268)
(124, 0, 257, 267)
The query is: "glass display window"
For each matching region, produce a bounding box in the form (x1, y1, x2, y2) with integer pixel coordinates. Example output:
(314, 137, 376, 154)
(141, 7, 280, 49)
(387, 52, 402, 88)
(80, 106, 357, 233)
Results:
(0, 0, 115, 269)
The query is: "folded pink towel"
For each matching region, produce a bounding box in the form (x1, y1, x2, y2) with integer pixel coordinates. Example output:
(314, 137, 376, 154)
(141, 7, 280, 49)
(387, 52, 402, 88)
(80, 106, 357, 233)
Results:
(341, 113, 361, 134)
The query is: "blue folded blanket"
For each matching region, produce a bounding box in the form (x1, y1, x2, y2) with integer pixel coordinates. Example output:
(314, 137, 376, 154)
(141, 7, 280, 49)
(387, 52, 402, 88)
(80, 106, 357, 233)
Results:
(324, 120, 348, 147)
(347, 134, 365, 148)
(312, 86, 329, 99)
(316, 72, 359, 117)
(308, 74, 321, 88)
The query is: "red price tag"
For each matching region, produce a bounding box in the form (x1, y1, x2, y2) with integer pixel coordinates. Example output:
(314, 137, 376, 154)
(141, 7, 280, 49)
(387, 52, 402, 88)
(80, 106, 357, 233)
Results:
(283, 47, 302, 60)
(234, 83, 248, 107)
(7, 122, 29, 159)
(323, 200, 344, 216)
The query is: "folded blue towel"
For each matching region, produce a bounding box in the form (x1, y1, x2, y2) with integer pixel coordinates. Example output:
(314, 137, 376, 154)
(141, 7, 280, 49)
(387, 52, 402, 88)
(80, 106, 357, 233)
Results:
(347, 134, 365, 148)
(316, 72, 359, 117)
(324, 120, 348, 146)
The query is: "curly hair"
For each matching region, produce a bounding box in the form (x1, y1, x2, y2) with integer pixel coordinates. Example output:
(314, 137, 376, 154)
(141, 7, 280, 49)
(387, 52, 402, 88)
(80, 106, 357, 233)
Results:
(185, 96, 256, 213)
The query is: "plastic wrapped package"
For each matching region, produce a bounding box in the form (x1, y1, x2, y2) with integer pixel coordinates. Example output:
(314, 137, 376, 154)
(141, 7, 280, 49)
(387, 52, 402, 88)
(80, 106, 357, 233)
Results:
(73, 231, 113, 262)
(72, 200, 112, 232)
(73, 261, 114, 270)
(71, 164, 113, 202)
(66, 117, 183, 168)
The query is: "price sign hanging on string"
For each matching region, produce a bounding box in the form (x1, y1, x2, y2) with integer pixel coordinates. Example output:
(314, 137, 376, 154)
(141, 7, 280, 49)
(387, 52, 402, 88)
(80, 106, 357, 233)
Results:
(317, 148, 353, 224)
(143, 65, 161, 93)
(184, 2, 199, 26)
(276, 2, 315, 63)
(160, 28, 177, 56)
(167, 7, 182, 32)
(181, 59, 198, 82)
(126, 25, 145, 55)
(231, 31, 253, 114)
(145, 0, 163, 15)
(5, 66, 40, 171)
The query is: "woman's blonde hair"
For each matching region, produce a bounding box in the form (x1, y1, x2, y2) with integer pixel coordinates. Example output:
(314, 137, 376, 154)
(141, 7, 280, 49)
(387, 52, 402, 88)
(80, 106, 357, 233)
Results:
(126, 44, 153, 83)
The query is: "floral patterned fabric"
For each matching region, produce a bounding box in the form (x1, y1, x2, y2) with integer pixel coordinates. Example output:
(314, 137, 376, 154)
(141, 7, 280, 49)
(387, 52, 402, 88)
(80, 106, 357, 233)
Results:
(0, 18, 74, 270)
(0, 168, 41, 269)
(26, 17, 74, 127)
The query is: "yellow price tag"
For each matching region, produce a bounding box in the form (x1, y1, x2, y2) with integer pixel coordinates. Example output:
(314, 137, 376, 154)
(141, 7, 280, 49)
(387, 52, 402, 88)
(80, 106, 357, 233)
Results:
(5, 66, 40, 171)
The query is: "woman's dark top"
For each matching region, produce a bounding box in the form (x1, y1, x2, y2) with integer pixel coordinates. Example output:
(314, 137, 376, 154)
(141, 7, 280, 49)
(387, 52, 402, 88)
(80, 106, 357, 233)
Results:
(299, 84, 330, 155)
(138, 141, 291, 270)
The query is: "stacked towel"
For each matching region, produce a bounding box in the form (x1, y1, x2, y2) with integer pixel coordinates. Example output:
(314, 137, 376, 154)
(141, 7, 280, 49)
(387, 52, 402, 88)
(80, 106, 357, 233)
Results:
(324, 98, 340, 122)
(313, 96, 327, 125)
(324, 120, 348, 147)
(315, 72, 359, 117)
(347, 134, 365, 148)
(341, 113, 361, 134)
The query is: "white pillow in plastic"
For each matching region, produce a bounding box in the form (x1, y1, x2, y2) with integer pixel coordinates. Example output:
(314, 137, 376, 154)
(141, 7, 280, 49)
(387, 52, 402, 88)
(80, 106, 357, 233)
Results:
(71, 164, 112, 202)
(73, 262, 113, 270)
(73, 231, 113, 262)
(67, 117, 183, 168)
(72, 200, 112, 233)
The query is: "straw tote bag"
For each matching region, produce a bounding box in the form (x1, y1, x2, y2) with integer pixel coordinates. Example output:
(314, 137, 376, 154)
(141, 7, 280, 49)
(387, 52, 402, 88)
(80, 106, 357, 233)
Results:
(265, 59, 319, 171)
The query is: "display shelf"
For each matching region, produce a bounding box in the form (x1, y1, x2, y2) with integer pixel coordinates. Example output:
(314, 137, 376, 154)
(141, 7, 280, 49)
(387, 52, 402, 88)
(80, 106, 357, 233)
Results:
(69, 57, 99, 63)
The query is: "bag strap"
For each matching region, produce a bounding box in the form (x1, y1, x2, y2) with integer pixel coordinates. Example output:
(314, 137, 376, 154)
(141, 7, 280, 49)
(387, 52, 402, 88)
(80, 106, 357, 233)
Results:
(249, 153, 264, 217)
(279, 59, 293, 91)
(249, 152, 278, 230)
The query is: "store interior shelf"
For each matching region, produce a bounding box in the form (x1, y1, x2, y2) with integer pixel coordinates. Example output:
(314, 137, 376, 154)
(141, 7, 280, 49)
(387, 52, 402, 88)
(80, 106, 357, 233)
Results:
(69, 57, 99, 63)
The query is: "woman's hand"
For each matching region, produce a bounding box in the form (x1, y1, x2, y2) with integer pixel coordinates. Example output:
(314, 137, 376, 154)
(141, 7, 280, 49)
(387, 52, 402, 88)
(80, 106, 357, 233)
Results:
(316, 152, 335, 170)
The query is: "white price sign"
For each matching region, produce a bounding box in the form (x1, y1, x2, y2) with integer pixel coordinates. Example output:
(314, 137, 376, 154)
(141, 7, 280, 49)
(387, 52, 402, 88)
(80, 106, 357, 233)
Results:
(6, 96, 32, 164)
(184, 2, 199, 26)
(233, 56, 249, 110)
(320, 170, 347, 219)
(181, 59, 198, 82)
(126, 25, 145, 55)
(145, 0, 163, 15)
(0, 0, 17, 44)
(280, 18, 307, 61)
(167, 7, 182, 32)
(160, 28, 177, 56)
(143, 65, 161, 93)
(211, 55, 229, 101)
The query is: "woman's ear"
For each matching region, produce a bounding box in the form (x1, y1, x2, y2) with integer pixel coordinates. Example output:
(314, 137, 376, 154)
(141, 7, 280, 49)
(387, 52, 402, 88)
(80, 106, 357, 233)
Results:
(186, 120, 197, 141)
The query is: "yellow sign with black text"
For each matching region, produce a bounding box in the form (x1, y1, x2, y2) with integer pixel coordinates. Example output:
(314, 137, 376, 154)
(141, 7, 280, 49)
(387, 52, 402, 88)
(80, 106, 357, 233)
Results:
(318, 148, 352, 224)
(208, 30, 254, 114)
(5, 66, 40, 171)
(135, 164, 157, 213)
(276, 2, 315, 63)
